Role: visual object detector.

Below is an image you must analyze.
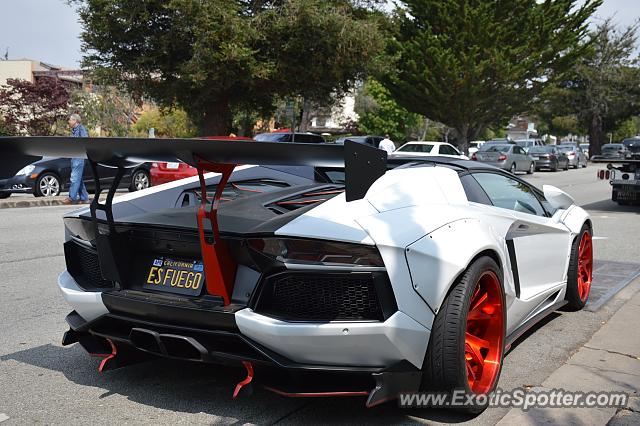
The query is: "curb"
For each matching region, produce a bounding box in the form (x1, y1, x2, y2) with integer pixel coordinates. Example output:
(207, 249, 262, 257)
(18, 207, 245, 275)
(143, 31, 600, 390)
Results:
(0, 196, 71, 209)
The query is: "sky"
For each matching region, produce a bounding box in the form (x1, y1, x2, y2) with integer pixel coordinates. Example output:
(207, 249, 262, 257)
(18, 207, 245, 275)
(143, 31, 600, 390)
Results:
(0, 0, 638, 69)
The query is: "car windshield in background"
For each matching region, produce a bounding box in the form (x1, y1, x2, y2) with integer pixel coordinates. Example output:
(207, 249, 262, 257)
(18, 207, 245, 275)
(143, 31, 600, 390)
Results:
(254, 133, 283, 142)
(528, 146, 553, 154)
(516, 141, 533, 147)
(482, 145, 511, 153)
(602, 144, 623, 151)
(397, 144, 434, 153)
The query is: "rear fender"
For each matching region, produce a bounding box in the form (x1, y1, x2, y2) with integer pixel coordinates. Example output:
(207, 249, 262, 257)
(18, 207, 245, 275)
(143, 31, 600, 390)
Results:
(405, 218, 510, 314)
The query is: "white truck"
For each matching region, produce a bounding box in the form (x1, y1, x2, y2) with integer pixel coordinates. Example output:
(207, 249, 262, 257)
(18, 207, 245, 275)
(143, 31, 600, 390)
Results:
(593, 154, 640, 205)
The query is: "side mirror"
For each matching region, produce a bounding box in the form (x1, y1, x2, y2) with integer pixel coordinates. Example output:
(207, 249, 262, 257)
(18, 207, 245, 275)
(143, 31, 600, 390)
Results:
(543, 185, 575, 210)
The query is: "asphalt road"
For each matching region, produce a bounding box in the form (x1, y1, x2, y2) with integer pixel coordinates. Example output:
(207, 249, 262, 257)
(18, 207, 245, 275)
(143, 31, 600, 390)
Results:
(0, 165, 637, 425)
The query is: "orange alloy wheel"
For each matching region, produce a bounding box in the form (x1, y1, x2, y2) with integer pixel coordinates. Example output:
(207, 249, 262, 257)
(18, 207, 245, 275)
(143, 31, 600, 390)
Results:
(577, 231, 593, 302)
(465, 270, 504, 394)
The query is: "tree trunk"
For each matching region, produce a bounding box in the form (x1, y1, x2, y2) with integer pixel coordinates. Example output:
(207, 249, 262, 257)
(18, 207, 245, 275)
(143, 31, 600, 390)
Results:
(201, 99, 233, 136)
(589, 114, 605, 156)
(299, 98, 312, 132)
(457, 123, 469, 154)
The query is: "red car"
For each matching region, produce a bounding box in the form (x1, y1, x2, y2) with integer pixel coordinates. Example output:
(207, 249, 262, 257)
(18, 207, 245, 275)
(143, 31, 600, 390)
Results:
(150, 136, 252, 185)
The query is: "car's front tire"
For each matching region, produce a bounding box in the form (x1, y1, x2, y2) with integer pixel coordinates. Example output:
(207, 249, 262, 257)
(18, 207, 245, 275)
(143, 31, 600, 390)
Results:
(34, 172, 61, 197)
(421, 256, 505, 413)
(565, 224, 593, 310)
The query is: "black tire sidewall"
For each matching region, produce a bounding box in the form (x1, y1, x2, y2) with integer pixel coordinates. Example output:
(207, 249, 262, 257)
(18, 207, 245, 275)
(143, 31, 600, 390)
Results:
(565, 223, 592, 311)
(421, 256, 505, 411)
(129, 169, 150, 192)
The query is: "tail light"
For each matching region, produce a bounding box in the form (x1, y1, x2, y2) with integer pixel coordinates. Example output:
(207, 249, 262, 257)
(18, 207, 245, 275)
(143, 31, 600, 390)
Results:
(471, 153, 477, 160)
(248, 238, 384, 267)
(606, 170, 610, 179)
(568, 151, 575, 156)
(618, 150, 625, 154)
(498, 154, 507, 161)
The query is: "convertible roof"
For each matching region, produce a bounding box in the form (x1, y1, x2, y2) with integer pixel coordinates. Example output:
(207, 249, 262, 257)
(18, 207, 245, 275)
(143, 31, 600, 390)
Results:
(0, 137, 386, 201)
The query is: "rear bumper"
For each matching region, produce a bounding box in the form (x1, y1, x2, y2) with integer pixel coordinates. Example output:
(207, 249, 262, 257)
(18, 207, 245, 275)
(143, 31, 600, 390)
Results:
(58, 270, 429, 369)
(534, 159, 556, 169)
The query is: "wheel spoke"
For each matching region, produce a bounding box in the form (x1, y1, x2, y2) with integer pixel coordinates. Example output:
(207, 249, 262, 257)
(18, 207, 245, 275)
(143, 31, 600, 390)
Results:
(470, 290, 488, 312)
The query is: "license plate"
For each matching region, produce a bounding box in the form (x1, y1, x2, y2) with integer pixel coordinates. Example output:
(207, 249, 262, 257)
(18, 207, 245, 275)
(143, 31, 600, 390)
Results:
(165, 162, 180, 169)
(143, 257, 205, 296)
(531, 156, 539, 160)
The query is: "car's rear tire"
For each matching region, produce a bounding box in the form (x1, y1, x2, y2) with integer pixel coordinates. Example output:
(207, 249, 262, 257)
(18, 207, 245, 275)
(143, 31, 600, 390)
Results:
(509, 163, 516, 174)
(0, 193, 10, 199)
(129, 169, 150, 192)
(34, 173, 61, 197)
(421, 256, 505, 413)
(565, 224, 593, 311)
(527, 162, 534, 174)
(564, 161, 569, 171)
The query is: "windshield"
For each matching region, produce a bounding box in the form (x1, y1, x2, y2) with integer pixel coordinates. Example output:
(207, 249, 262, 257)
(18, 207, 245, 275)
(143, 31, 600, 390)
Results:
(528, 146, 553, 154)
(516, 141, 533, 147)
(602, 144, 622, 151)
(622, 138, 640, 152)
(396, 143, 434, 153)
(482, 145, 511, 153)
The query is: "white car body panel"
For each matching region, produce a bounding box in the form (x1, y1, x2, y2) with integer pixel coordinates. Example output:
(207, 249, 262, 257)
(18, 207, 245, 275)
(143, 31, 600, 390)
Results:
(236, 309, 430, 368)
(58, 271, 108, 321)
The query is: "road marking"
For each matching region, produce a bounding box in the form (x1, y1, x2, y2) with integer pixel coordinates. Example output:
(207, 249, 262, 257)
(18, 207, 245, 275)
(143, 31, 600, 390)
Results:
(0, 413, 9, 423)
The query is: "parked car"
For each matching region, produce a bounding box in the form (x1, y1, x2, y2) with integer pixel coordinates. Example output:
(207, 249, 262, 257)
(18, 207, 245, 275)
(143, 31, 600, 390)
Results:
(334, 135, 384, 148)
(0, 157, 150, 198)
(558, 145, 588, 168)
(468, 140, 486, 155)
(621, 137, 640, 155)
(579, 143, 590, 158)
(150, 136, 252, 185)
(254, 132, 325, 143)
(514, 139, 545, 153)
(527, 146, 570, 171)
(391, 141, 468, 159)
(598, 143, 630, 159)
(471, 144, 535, 174)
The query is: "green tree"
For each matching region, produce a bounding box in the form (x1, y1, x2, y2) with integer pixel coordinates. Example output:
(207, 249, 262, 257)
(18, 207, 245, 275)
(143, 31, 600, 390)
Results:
(70, 88, 140, 136)
(355, 79, 423, 143)
(381, 0, 600, 152)
(612, 117, 640, 142)
(538, 20, 640, 154)
(132, 108, 198, 138)
(73, 0, 384, 135)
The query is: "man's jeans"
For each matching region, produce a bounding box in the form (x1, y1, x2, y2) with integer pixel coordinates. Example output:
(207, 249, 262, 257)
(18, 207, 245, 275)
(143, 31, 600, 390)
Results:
(69, 158, 89, 201)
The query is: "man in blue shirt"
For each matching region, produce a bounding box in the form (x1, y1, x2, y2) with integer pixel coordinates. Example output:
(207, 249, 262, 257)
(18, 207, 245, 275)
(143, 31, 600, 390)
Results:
(63, 113, 90, 204)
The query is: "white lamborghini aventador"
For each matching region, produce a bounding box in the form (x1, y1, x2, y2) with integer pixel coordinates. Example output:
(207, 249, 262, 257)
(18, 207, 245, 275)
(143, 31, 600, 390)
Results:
(0, 137, 593, 411)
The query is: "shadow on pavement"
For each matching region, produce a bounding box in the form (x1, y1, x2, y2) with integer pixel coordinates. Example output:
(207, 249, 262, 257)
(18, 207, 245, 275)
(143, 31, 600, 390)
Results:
(580, 199, 639, 214)
(0, 343, 481, 424)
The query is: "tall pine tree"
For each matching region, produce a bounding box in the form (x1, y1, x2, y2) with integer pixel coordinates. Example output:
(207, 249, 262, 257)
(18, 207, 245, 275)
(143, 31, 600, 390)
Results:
(382, 0, 600, 151)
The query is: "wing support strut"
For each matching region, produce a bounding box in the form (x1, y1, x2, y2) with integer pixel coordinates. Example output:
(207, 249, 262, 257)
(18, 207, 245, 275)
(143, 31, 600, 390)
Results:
(195, 157, 237, 305)
(87, 157, 131, 288)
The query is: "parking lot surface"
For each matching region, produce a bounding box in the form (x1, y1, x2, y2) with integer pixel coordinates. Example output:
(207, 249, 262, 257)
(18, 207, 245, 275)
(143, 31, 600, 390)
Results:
(0, 166, 638, 425)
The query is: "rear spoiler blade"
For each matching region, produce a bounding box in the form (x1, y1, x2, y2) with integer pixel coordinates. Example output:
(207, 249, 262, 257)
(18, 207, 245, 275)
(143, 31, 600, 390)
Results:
(0, 137, 387, 201)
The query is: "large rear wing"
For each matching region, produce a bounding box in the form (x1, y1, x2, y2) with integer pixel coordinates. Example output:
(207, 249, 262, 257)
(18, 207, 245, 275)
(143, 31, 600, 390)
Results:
(0, 136, 387, 305)
(0, 136, 387, 201)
